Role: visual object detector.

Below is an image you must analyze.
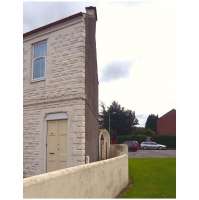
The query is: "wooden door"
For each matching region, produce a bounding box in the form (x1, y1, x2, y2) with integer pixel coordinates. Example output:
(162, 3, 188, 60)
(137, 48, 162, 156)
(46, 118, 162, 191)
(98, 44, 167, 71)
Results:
(47, 119, 68, 172)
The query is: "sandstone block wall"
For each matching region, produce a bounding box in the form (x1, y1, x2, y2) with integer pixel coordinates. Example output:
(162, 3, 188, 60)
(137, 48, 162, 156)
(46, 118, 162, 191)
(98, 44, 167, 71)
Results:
(23, 11, 98, 177)
(23, 99, 86, 177)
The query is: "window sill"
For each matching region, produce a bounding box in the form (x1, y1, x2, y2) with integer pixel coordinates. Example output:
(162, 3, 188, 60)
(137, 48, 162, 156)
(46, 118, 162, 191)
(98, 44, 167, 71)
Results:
(31, 78, 45, 83)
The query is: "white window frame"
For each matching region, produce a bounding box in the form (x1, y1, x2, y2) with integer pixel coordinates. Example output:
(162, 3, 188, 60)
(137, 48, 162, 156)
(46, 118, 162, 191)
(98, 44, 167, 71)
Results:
(32, 40, 47, 81)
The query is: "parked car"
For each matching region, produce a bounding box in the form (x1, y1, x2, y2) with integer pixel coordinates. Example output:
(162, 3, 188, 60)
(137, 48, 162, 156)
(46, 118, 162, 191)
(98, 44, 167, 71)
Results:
(140, 141, 167, 150)
(123, 140, 140, 152)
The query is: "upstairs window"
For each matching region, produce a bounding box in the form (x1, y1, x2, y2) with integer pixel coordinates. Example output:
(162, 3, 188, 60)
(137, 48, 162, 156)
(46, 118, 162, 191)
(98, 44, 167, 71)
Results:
(32, 40, 47, 80)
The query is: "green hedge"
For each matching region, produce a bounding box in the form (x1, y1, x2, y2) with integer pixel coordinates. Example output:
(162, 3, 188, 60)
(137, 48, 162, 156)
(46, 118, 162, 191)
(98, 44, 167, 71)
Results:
(117, 134, 176, 148)
(152, 135, 176, 148)
(117, 134, 147, 144)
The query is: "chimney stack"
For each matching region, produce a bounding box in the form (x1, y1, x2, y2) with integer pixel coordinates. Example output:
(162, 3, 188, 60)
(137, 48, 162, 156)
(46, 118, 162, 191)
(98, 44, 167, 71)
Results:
(85, 6, 97, 21)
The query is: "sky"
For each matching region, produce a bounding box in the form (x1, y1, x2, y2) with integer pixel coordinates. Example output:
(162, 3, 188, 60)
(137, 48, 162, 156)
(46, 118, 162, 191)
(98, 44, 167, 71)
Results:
(23, 0, 176, 127)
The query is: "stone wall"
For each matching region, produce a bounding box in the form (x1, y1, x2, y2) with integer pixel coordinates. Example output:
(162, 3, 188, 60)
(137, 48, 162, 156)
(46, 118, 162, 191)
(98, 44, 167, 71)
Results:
(23, 153, 129, 198)
(23, 10, 98, 177)
(23, 7, 98, 177)
(85, 9, 99, 162)
(110, 144, 129, 158)
(23, 16, 86, 106)
(23, 99, 86, 177)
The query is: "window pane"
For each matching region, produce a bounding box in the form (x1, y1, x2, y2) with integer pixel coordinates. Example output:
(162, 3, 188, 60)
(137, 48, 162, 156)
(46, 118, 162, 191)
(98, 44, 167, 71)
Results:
(33, 57, 45, 79)
(33, 40, 47, 58)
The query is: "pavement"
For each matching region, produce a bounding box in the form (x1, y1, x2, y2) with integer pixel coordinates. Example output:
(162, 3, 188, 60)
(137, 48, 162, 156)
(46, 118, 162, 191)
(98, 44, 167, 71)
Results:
(128, 150, 176, 158)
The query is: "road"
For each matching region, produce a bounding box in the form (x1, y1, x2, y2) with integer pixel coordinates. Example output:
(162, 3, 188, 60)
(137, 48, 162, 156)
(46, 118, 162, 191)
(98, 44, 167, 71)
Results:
(128, 150, 176, 158)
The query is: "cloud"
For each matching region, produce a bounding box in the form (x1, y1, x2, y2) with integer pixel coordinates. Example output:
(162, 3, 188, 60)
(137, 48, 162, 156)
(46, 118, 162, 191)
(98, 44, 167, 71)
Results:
(109, 0, 146, 7)
(23, 1, 176, 118)
(100, 60, 133, 82)
(136, 114, 148, 127)
(23, 1, 96, 32)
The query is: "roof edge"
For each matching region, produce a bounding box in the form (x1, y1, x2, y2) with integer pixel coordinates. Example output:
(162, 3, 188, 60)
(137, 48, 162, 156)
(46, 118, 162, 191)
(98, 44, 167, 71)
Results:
(23, 12, 83, 38)
(159, 109, 176, 119)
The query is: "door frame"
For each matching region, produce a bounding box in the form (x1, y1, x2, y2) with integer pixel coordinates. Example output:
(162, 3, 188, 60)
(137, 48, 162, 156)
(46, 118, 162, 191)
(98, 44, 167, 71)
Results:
(45, 112, 68, 172)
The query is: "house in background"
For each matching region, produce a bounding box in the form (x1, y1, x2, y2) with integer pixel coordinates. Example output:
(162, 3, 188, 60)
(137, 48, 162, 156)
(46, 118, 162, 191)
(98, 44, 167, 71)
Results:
(157, 109, 176, 136)
(23, 7, 98, 177)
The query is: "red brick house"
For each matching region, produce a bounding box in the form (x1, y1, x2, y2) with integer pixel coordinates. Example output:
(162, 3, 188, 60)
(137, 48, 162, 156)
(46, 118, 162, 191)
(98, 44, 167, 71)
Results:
(157, 109, 176, 136)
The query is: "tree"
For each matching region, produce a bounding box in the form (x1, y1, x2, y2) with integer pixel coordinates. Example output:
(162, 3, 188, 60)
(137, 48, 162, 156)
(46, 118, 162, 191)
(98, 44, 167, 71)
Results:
(145, 114, 158, 133)
(99, 101, 139, 138)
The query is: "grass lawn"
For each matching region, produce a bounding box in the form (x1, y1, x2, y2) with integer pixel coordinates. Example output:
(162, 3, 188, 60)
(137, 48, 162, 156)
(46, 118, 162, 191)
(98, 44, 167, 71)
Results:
(119, 158, 176, 198)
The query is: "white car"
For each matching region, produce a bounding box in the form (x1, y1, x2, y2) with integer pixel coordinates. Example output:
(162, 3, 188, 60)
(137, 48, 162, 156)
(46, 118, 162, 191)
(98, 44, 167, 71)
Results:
(140, 141, 167, 150)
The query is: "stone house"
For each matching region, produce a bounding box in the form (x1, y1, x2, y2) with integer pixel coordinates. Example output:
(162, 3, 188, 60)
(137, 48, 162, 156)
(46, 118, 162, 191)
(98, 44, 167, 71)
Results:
(23, 7, 98, 177)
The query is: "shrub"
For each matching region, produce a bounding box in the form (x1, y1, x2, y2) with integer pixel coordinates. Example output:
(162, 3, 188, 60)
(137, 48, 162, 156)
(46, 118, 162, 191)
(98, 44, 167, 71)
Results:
(152, 135, 176, 148)
(117, 134, 147, 144)
(132, 128, 156, 136)
(117, 134, 176, 149)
